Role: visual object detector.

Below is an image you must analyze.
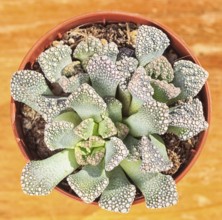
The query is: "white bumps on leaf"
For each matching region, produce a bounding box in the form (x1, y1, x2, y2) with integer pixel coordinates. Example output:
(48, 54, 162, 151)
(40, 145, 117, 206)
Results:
(169, 98, 208, 140)
(74, 118, 97, 140)
(36, 96, 68, 122)
(11, 70, 50, 102)
(99, 42, 119, 62)
(173, 60, 208, 99)
(73, 36, 103, 62)
(151, 79, 181, 103)
(135, 25, 170, 66)
(21, 150, 78, 196)
(123, 135, 140, 161)
(38, 45, 72, 82)
(98, 117, 117, 139)
(115, 122, 129, 140)
(125, 99, 169, 137)
(66, 83, 107, 122)
(139, 136, 173, 172)
(67, 162, 109, 203)
(99, 167, 136, 213)
(120, 160, 178, 209)
(144, 56, 174, 82)
(10, 70, 66, 122)
(74, 136, 105, 166)
(44, 121, 81, 150)
(105, 137, 129, 171)
(86, 55, 125, 97)
(144, 173, 178, 208)
(128, 66, 155, 114)
(116, 56, 138, 77)
(128, 66, 154, 102)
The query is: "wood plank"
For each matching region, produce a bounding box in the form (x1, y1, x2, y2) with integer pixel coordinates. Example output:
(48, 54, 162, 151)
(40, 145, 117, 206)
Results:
(0, 0, 222, 219)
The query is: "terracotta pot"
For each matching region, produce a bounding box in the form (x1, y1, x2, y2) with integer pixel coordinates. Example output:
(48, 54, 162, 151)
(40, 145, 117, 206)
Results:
(10, 11, 211, 205)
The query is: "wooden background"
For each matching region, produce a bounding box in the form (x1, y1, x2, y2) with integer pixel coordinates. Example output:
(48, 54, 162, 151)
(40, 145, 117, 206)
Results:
(0, 0, 222, 219)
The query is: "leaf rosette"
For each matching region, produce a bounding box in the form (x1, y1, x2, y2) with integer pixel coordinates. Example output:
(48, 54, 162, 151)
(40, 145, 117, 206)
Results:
(11, 24, 208, 213)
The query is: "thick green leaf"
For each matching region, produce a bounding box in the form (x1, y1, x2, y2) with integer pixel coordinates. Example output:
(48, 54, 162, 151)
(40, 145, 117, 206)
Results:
(10, 70, 52, 113)
(99, 166, 136, 213)
(117, 81, 132, 116)
(139, 136, 172, 172)
(151, 79, 181, 103)
(123, 135, 140, 161)
(121, 160, 178, 208)
(36, 95, 68, 122)
(135, 25, 170, 66)
(98, 117, 117, 139)
(115, 122, 129, 140)
(58, 73, 89, 93)
(116, 56, 138, 76)
(21, 150, 78, 195)
(54, 111, 81, 126)
(73, 36, 102, 63)
(66, 83, 107, 122)
(125, 100, 169, 137)
(74, 136, 105, 166)
(105, 137, 129, 171)
(38, 45, 72, 82)
(144, 56, 174, 82)
(86, 56, 124, 97)
(168, 98, 208, 140)
(104, 97, 122, 123)
(128, 67, 154, 114)
(74, 118, 98, 140)
(67, 162, 109, 203)
(99, 42, 119, 62)
(44, 121, 81, 150)
(173, 60, 208, 100)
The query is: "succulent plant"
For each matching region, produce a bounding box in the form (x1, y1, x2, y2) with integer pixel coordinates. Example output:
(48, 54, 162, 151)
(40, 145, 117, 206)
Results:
(11, 24, 209, 213)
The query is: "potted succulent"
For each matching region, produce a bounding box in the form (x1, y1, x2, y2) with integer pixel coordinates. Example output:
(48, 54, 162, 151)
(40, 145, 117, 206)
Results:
(10, 12, 210, 213)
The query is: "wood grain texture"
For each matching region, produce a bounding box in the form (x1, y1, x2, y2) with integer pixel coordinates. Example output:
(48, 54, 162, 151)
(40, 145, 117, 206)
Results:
(0, 0, 222, 219)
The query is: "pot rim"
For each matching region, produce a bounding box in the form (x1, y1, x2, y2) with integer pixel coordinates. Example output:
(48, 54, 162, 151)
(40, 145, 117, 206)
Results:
(10, 11, 211, 205)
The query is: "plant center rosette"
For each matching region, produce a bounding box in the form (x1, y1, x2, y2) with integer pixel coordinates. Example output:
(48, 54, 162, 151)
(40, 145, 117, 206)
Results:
(10, 24, 208, 213)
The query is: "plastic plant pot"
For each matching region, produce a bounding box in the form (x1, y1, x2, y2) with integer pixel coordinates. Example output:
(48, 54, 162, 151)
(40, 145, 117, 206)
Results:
(10, 11, 211, 205)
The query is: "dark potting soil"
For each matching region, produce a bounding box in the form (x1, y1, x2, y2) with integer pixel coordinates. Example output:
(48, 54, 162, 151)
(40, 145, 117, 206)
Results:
(20, 22, 199, 201)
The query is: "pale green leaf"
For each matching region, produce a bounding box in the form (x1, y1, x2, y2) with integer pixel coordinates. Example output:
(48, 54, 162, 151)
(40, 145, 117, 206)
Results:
(99, 166, 136, 213)
(151, 79, 181, 103)
(98, 117, 117, 139)
(125, 100, 169, 137)
(139, 136, 172, 172)
(121, 160, 178, 208)
(168, 98, 208, 140)
(66, 83, 107, 122)
(135, 25, 170, 66)
(104, 97, 122, 123)
(144, 56, 174, 82)
(74, 118, 98, 140)
(86, 56, 124, 97)
(44, 121, 81, 150)
(67, 162, 109, 203)
(21, 150, 78, 195)
(38, 45, 72, 82)
(173, 60, 208, 100)
(105, 137, 129, 171)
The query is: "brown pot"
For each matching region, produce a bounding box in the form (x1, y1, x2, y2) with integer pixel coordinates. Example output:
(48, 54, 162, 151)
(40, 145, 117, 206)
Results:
(10, 11, 211, 205)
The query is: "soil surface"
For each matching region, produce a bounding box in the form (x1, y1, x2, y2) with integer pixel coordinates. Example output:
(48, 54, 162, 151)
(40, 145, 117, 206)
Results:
(20, 22, 199, 201)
